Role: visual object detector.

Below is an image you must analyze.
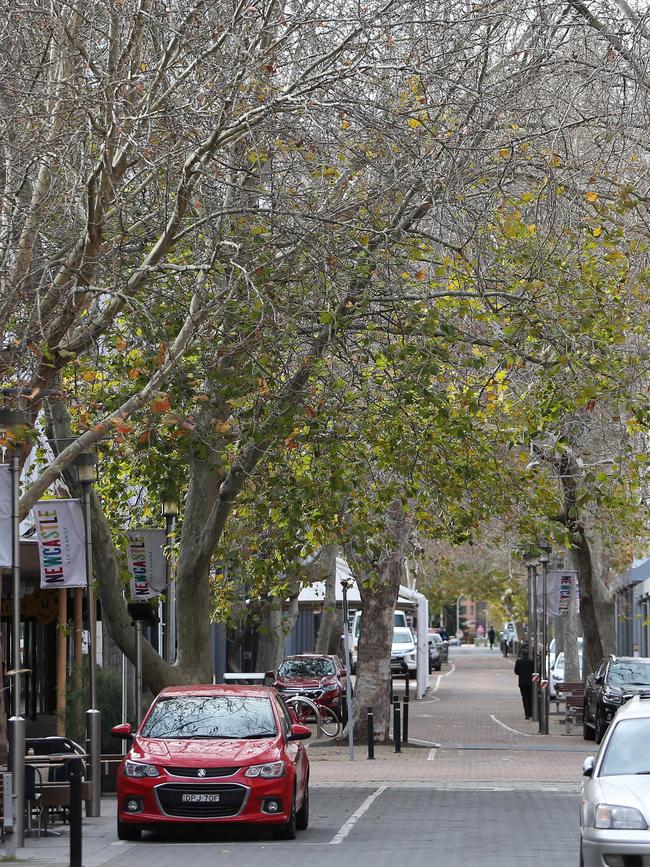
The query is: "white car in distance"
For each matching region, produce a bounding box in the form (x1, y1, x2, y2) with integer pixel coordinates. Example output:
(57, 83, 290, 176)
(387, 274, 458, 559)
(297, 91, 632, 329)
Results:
(550, 650, 583, 699)
(390, 627, 417, 673)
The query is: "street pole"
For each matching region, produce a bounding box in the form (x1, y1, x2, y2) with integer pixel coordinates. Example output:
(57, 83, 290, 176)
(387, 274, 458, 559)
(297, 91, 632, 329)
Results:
(75, 452, 101, 816)
(162, 496, 178, 664)
(456, 595, 462, 639)
(135, 620, 143, 726)
(9, 444, 24, 847)
(531, 563, 539, 723)
(539, 553, 550, 735)
(340, 579, 355, 761)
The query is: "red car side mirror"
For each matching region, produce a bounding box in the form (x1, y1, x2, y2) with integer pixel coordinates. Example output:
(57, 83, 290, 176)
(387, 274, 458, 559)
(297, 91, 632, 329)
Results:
(288, 723, 311, 741)
(111, 722, 133, 739)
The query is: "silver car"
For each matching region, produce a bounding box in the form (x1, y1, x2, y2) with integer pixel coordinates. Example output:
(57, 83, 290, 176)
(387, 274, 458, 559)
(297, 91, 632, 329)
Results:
(581, 695, 650, 866)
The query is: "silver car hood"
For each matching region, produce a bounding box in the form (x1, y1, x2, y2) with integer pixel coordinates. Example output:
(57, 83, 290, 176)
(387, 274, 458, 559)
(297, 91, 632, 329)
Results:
(590, 776, 650, 816)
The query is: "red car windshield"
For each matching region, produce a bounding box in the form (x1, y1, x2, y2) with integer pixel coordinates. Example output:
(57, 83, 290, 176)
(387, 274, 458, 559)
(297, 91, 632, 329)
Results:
(278, 659, 336, 678)
(141, 695, 278, 739)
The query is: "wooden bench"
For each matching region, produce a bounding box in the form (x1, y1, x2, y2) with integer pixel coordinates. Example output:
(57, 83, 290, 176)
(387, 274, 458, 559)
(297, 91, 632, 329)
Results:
(556, 681, 585, 734)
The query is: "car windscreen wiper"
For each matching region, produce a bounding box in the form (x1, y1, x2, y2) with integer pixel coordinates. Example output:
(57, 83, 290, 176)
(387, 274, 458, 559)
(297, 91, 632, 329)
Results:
(243, 733, 276, 739)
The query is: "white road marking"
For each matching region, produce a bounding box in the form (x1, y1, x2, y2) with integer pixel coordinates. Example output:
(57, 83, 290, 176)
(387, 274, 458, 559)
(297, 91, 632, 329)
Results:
(428, 748, 437, 762)
(329, 786, 387, 845)
(433, 663, 456, 692)
(410, 737, 441, 747)
(489, 714, 536, 737)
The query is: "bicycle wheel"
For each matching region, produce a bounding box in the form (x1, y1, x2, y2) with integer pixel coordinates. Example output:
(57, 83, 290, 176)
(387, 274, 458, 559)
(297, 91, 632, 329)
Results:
(318, 705, 340, 738)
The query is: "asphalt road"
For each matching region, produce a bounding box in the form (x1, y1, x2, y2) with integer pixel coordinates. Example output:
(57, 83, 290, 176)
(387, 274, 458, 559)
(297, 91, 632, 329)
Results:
(96, 785, 579, 867)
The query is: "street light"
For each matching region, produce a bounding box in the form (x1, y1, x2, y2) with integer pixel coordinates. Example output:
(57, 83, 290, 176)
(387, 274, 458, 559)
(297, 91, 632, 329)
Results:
(523, 547, 539, 723)
(162, 494, 178, 664)
(0, 406, 30, 848)
(538, 538, 552, 736)
(339, 576, 355, 761)
(72, 450, 101, 816)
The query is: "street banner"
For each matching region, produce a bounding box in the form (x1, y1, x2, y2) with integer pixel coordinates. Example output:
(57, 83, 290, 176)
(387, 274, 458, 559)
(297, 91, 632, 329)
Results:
(33, 499, 87, 588)
(0, 465, 11, 568)
(127, 528, 166, 599)
(537, 570, 577, 617)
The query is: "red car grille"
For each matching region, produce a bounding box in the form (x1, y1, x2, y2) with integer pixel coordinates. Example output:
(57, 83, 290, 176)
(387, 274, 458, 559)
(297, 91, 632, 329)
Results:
(155, 783, 247, 818)
(164, 766, 239, 778)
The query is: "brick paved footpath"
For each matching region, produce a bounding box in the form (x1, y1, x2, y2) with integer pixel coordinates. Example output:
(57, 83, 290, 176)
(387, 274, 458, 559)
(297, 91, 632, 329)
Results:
(309, 646, 593, 786)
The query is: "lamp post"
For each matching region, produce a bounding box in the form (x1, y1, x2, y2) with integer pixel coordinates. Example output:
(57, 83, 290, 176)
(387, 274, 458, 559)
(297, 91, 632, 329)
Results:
(456, 595, 462, 640)
(162, 495, 178, 664)
(72, 451, 101, 816)
(538, 539, 552, 735)
(0, 407, 29, 847)
(523, 548, 539, 723)
(340, 577, 355, 761)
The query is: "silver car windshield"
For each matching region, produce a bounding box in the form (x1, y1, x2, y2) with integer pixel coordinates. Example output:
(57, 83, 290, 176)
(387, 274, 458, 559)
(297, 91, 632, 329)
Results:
(599, 718, 650, 776)
(141, 695, 277, 739)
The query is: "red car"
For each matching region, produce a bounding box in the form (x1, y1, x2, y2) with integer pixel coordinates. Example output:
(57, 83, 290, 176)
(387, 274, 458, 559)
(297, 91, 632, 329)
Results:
(111, 684, 310, 841)
(274, 654, 348, 721)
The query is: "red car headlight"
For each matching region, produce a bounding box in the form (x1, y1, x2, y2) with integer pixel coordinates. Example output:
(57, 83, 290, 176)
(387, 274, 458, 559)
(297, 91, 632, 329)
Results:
(123, 759, 160, 778)
(244, 761, 285, 778)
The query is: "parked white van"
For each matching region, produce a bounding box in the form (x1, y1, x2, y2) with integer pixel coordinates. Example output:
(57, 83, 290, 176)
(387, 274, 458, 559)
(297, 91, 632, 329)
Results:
(350, 610, 408, 672)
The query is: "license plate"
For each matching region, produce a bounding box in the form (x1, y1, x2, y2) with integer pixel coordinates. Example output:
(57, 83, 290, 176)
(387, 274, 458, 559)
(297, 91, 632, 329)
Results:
(181, 793, 220, 803)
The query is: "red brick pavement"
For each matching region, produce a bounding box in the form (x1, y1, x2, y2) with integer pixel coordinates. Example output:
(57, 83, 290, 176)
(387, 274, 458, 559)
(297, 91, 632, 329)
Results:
(308, 647, 593, 786)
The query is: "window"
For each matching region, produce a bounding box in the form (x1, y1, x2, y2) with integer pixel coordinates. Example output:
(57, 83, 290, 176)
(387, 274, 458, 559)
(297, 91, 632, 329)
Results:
(608, 662, 650, 688)
(278, 658, 336, 677)
(599, 718, 650, 776)
(141, 695, 278, 739)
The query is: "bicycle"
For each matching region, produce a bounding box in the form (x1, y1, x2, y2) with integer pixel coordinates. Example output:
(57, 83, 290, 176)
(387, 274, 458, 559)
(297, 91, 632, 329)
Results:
(285, 694, 341, 738)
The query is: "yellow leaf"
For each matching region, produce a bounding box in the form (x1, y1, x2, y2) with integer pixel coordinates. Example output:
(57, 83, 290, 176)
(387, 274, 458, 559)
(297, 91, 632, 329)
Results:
(401, 271, 410, 280)
(592, 226, 602, 237)
(498, 147, 510, 158)
(407, 118, 421, 129)
(215, 420, 231, 434)
(586, 191, 599, 203)
(527, 224, 536, 235)
(80, 371, 97, 382)
(341, 120, 350, 129)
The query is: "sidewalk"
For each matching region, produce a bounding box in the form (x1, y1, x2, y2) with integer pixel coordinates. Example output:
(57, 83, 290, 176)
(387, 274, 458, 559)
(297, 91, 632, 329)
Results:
(309, 646, 593, 784)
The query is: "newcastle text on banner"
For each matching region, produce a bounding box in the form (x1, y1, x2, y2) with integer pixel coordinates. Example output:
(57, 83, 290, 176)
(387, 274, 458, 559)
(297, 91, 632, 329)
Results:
(0, 465, 11, 568)
(127, 528, 166, 599)
(536, 570, 577, 618)
(33, 499, 87, 588)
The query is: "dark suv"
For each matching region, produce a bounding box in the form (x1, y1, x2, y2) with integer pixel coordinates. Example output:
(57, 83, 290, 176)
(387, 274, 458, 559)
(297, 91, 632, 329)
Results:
(583, 655, 650, 743)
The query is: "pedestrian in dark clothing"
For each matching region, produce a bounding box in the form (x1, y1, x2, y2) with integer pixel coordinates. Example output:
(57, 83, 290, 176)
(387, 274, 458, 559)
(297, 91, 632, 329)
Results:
(488, 627, 495, 650)
(514, 649, 534, 719)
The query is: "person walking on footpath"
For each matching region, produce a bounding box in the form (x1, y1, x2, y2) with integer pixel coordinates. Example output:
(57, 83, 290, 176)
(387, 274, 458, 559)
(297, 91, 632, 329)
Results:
(514, 648, 534, 719)
(488, 627, 495, 650)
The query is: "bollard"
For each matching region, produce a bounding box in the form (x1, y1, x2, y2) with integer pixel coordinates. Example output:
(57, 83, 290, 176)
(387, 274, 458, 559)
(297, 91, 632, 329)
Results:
(69, 762, 83, 867)
(8, 715, 25, 847)
(403, 689, 409, 745)
(367, 707, 375, 760)
(393, 698, 401, 753)
(86, 708, 102, 816)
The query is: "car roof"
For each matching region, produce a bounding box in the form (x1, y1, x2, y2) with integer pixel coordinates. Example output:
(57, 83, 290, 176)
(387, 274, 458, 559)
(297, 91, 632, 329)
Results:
(156, 684, 276, 699)
(282, 654, 336, 660)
